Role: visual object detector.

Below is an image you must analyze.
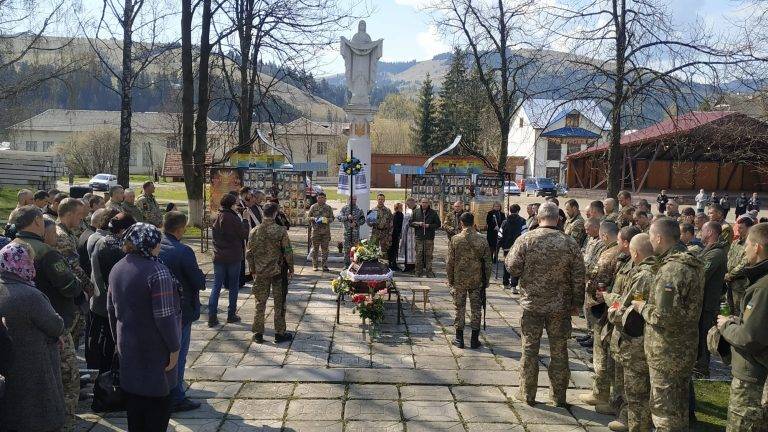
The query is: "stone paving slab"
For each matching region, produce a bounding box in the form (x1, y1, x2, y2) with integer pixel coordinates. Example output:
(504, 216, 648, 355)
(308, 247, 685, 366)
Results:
(399, 385, 454, 401)
(285, 399, 343, 421)
(455, 402, 520, 423)
(401, 400, 461, 422)
(343, 399, 401, 421)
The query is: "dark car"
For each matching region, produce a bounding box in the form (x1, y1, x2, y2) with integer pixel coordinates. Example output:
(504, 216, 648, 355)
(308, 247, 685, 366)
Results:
(523, 177, 557, 197)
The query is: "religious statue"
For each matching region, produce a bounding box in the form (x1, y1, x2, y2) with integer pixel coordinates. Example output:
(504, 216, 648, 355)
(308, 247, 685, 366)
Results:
(340, 20, 383, 107)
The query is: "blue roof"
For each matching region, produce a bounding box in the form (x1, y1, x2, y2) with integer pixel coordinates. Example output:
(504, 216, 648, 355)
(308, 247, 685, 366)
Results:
(389, 165, 426, 175)
(540, 126, 602, 139)
(521, 99, 608, 131)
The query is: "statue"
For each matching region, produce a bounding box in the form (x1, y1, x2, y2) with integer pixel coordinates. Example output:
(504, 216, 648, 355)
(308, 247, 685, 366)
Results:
(340, 20, 383, 107)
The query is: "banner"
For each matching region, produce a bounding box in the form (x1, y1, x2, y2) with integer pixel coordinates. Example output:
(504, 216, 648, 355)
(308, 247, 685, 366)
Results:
(337, 170, 369, 196)
(230, 153, 286, 169)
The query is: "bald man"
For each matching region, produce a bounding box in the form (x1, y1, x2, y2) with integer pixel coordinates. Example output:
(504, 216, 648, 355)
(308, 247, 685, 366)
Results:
(442, 201, 465, 240)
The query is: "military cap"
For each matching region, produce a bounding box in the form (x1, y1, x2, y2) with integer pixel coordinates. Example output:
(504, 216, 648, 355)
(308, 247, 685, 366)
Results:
(622, 307, 645, 338)
(590, 302, 608, 326)
(707, 326, 731, 365)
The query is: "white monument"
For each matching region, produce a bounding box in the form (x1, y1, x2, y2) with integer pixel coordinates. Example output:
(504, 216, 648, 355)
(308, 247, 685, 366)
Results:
(341, 20, 382, 215)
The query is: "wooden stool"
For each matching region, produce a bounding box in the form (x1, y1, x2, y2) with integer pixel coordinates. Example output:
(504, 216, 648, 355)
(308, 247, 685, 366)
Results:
(409, 286, 431, 311)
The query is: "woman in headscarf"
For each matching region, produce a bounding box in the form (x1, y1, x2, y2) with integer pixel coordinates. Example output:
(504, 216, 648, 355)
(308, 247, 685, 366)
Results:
(107, 223, 181, 431)
(87, 212, 135, 374)
(0, 241, 66, 432)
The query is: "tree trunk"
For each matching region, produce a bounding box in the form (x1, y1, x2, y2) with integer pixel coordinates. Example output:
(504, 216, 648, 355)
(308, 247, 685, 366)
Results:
(190, 0, 213, 227)
(180, 0, 200, 224)
(606, 0, 626, 200)
(118, 0, 134, 188)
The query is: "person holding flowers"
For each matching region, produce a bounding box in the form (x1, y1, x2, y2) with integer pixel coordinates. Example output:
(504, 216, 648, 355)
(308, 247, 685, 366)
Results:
(307, 192, 335, 271)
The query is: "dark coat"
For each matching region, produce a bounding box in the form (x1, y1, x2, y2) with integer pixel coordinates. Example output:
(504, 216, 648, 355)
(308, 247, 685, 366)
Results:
(212, 208, 250, 264)
(391, 211, 404, 241)
(0, 273, 65, 432)
(486, 210, 505, 248)
(159, 233, 206, 325)
(698, 241, 728, 312)
(411, 207, 441, 240)
(499, 214, 526, 250)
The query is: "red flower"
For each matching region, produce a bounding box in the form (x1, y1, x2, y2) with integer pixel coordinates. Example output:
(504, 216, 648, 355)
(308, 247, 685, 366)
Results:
(352, 294, 367, 304)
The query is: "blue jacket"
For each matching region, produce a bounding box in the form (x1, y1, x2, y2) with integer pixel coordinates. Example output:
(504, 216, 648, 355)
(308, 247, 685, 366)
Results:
(159, 233, 206, 325)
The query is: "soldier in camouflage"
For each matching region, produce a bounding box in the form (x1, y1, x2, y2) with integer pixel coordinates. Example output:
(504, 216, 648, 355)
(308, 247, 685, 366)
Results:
(506, 202, 585, 406)
(718, 223, 768, 432)
(121, 189, 145, 223)
(338, 195, 366, 267)
(411, 198, 441, 278)
(564, 199, 587, 247)
(580, 221, 621, 414)
(604, 198, 619, 223)
(726, 215, 755, 312)
(447, 212, 492, 350)
(695, 221, 728, 378)
(583, 218, 606, 273)
(616, 191, 635, 228)
(442, 201, 464, 240)
(246, 202, 295, 344)
(586, 200, 606, 222)
(307, 192, 334, 271)
(136, 181, 164, 227)
(105, 185, 125, 213)
(708, 203, 734, 246)
(632, 217, 704, 431)
(369, 193, 393, 253)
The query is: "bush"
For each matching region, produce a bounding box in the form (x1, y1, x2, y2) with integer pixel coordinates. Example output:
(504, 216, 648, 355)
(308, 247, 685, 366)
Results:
(57, 128, 119, 176)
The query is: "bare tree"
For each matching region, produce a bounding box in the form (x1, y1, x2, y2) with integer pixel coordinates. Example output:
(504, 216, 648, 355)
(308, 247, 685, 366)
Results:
(81, 0, 175, 187)
(57, 128, 120, 176)
(429, 0, 550, 179)
(548, 0, 755, 197)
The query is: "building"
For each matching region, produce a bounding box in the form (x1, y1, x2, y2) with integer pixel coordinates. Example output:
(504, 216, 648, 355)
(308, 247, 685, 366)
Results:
(370, 154, 525, 188)
(6, 109, 233, 175)
(266, 117, 346, 177)
(566, 111, 768, 192)
(507, 99, 609, 183)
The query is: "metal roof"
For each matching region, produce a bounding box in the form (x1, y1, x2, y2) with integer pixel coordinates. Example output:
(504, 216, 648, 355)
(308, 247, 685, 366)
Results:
(540, 126, 602, 139)
(521, 99, 609, 131)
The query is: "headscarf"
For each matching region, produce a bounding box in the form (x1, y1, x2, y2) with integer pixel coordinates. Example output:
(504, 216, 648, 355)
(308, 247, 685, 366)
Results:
(124, 222, 162, 259)
(0, 242, 36, 282)
(0, 236, 10, 249)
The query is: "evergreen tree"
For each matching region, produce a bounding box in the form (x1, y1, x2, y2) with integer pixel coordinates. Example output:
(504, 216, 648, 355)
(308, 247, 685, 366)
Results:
(434, 47, 467, 151)
(413, 74, 438, 155)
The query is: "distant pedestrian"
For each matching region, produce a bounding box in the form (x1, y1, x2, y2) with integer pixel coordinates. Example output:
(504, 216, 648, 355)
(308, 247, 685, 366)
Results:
(695, 189, 708, 213)
(656, 189, 669, 214)
(735, 193, 749, 218)
(720, 194, 731, 219)
(498, 204, 526, 291)
(748, 192, 761, 212)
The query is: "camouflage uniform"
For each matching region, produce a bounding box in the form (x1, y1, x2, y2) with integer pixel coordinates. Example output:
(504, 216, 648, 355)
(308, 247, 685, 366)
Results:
(506, 227, 585, 404)
(442, 211, 463, 240)
(583, 237, 606, 275)
(617, 206, 636, 228)
(246, 219, 294, 335)
(721, 221, 734, 245)
(105, 200, 123, 213)
(609, 256, 655, 432)
(338, 205, 365, 267)
(370, 204, 394, 253)
(603, 253, 634, 420)
(605, 211, 619, 224)
(564, 213, 587, 247)
(136, 193, 163, 227)
(639, 243, 704, 431)
(55, 222, 94, 352)
(411, 206, 440, 277)
(727, 238, 749, 312)
(307, 203, 334, 269)
(121, 201, 144, 223)
(447, 228, 492, 331)
(587, 241, 621, 404)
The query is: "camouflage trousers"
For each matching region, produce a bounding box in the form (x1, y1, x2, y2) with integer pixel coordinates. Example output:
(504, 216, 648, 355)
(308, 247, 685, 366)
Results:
(371, 232, 391, 255)
(648, 365, 692, 431)
(71, 308, 85, 349)
(592, 323, 614, 402)
(618, 337, 651, 432)
(727, 377, 768, 432)
(311, 232, 331, 268)
(343, 229, 361, 266)
(519, 310, 571, 404)
(451, 285, 482, 331)
(414, 239, 434, 275)
(252, 274, 286, 335)
(61, 331, 79, 432)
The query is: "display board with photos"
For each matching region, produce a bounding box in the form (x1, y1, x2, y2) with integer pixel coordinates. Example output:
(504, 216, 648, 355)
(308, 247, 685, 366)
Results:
(274, 171, 309, 226)
(473, 175, 504, 202)
(440, 174, 473, 216)
(409, 174, 443, 204)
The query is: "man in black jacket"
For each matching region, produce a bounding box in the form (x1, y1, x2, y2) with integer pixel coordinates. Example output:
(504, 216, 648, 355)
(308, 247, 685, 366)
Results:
(499, 204, 526, 291)
(389, 203, 404, 271)
(411, 198, 441, 277)
(159, 211, 206, 413)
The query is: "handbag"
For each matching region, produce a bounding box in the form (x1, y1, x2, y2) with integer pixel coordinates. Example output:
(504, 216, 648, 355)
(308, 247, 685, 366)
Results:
(92, 356, 125, 412)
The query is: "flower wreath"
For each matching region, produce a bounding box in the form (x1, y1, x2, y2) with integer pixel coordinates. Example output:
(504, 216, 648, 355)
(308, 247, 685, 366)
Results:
(341, 156, 363, 176)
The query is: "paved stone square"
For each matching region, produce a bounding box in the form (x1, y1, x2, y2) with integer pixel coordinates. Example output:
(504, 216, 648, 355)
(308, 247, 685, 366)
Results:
(74, 226, 620, 431)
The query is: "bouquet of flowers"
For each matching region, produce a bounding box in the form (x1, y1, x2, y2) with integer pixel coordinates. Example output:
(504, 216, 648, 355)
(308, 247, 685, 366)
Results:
(351, 289, 387, 326)
(341, 156, 363, 176)
(352, 239, 381, 262)
(331, 276, 353, 296)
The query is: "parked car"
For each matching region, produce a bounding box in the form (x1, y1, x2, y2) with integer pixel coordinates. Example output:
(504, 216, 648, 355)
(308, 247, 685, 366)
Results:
(556, 183, 569, 197)
(503, 181, 521, 196)
(523, 177, 557, 197)
(88, 174, 118, 191)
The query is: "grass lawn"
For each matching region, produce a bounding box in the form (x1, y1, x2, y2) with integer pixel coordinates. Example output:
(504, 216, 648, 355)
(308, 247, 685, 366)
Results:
(694, 380, 729, 431)
(0, 189, 17, 222)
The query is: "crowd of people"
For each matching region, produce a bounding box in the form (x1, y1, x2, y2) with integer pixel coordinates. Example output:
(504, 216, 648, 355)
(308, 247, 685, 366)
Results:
(0, 182, 206, 431)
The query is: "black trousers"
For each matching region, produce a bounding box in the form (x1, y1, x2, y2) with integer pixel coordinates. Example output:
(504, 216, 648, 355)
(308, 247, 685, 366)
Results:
(85, 312, 115, 373)
(388, 236, 401, 269)
(125, 392, 171, 432)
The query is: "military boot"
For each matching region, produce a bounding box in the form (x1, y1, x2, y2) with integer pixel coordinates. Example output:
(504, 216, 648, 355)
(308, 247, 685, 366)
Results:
(470, 330, 482, 349)
(452, 330, 464, 349)
(607, 420, 628, 431)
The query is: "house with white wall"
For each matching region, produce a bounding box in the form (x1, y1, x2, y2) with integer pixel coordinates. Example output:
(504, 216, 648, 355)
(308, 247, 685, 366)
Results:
(508, 99, 609, 184)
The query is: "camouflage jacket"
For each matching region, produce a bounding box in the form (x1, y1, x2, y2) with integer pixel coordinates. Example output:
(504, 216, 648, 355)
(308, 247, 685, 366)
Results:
(55, 222, 94, 297)
(640, 243, 704, 373)
(612, 256, 656, 362)
(246, 219, 294, 277)
(307, 203, 334, 237)
(442, 211, 463, 239)
(122, 202, 145, 223)
(587, 241, 620, 299)
(136, 193, 163, 226)
(337, 205, 365, 235)
(720, 221, 734, 246)
(506, 227, 586, 313)
(106, 200, 124, 213)
(699, 240, 728, 312)
(604, 253, 634, 311)
(604, 212, 618, 223)
(582, 237, 605, 275)
(369, 205, 393, 244)
(447, 228, 492, 289)
(727, 238, 749, 295)
(564, 213, 587, 247)
(616, 205, 636, 228)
